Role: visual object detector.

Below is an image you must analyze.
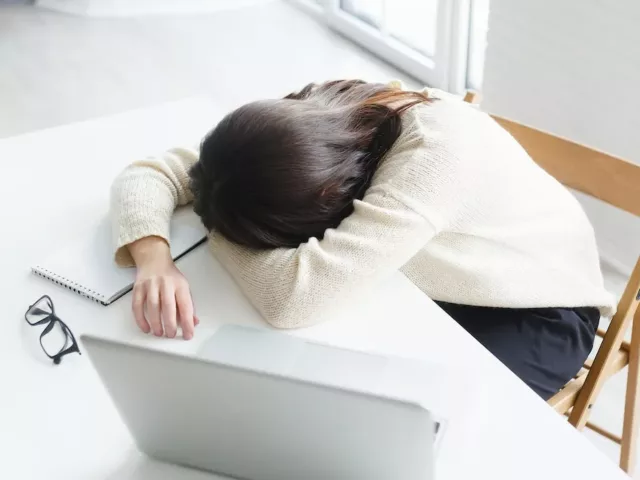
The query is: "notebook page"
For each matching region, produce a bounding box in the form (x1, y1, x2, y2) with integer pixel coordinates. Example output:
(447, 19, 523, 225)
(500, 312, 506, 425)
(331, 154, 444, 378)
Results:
(33, 206, 207, 304)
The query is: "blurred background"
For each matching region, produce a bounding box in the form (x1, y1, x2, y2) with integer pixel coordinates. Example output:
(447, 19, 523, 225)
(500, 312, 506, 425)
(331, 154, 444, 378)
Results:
(0, 0, 489, 138)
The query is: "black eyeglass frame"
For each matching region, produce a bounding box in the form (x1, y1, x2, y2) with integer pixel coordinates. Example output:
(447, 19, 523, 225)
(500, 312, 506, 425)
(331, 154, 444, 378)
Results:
(24, 295, 81, 365)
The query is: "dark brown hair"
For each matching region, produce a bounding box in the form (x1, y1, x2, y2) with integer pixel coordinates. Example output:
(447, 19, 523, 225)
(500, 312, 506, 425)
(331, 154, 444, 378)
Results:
(189, 80, 430, 249)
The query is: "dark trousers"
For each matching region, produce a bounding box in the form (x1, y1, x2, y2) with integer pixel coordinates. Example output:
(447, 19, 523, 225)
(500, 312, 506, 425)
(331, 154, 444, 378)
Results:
(435, 301, 600, 400)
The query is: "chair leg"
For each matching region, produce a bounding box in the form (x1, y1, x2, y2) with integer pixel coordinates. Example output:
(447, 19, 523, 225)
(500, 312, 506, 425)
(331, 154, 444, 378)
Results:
(621, 310, 640, 474)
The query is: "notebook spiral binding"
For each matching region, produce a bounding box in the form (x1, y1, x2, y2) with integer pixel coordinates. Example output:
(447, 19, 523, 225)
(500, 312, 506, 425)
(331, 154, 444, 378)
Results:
(32, 266, 108, 306)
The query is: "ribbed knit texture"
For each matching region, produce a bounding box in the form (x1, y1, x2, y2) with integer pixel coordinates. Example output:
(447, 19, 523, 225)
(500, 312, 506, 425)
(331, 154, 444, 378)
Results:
(111, 87, 615, 328)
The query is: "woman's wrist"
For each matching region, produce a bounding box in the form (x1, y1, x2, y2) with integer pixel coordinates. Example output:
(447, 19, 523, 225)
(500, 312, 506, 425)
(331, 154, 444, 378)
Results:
(128, 236, 172, 269)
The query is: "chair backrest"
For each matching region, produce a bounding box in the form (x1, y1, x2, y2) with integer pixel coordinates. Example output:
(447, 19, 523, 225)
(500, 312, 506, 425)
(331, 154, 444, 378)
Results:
(491, 116, 640, 217)
(462, 91, 640, 215)
(467, 95, 640, 428)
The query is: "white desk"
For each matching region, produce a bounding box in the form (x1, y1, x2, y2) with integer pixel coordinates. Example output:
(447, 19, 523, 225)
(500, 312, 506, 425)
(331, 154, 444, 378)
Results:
(0, 99, 627, 480)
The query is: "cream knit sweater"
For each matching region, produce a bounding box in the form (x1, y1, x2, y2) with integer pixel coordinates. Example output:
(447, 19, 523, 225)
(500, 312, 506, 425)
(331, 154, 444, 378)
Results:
(111, 87, 615, 328)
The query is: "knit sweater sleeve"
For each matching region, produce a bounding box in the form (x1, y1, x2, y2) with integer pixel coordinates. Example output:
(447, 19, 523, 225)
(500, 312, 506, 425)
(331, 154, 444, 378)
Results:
(111, 146, 199, 266)
(210, 191, 436, 328)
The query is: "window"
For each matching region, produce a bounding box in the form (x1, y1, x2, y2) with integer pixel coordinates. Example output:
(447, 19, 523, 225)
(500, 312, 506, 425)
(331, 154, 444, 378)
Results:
(466, 0, 489, 91)
(289, 0, 489, 93)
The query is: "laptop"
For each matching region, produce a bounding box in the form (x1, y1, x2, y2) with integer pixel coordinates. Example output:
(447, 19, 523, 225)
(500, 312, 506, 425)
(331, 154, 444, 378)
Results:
(82, 325, 441, 480)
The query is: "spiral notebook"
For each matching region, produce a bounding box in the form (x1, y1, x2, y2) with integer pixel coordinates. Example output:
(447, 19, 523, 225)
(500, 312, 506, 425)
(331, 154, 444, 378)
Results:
(32, 207, 208, 306)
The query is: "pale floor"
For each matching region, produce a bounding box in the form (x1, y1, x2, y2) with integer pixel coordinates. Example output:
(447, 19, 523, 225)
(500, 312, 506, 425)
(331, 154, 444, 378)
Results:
(0, 1, 634, 474)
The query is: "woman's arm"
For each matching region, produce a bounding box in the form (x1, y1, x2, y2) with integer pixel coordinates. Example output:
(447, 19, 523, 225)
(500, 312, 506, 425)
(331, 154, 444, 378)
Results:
(111, 146, 199, 339)
(209, 186, 437, 329)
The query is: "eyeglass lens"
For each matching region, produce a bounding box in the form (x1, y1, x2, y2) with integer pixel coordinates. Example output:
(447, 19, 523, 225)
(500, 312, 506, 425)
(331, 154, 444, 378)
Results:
(26, 296, 53, 324)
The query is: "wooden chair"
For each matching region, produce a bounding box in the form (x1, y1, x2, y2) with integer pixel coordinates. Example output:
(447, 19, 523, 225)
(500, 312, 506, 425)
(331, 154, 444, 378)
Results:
(463, 91, 640, 474)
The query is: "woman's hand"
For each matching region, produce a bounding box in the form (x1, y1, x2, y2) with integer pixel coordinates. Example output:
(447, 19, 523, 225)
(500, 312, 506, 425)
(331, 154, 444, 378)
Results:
(128, 236, 199, 339)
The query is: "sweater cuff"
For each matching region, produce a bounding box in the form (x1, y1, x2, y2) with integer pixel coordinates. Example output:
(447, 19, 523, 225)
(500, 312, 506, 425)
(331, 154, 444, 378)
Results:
(113, 209, 172, 267)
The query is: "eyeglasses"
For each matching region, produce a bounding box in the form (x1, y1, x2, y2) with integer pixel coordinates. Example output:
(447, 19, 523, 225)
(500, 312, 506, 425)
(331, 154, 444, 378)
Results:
(25, 295, 81, 364)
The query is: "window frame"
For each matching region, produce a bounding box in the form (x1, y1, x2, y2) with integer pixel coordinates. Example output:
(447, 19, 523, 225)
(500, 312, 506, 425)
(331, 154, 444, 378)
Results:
(287, 0, 473, 93)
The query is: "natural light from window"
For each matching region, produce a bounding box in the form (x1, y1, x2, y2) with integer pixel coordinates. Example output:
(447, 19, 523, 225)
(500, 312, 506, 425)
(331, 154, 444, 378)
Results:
(293, 0, 489, 92)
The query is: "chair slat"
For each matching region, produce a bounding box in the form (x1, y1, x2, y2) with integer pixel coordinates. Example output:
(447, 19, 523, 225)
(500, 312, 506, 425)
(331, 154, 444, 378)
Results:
(492, 116, 640, 217)
(549, 374, 589, 414)
(621, 308, 640, 472)
(585, 421, 622, 444)
(569, 258, 640, 429)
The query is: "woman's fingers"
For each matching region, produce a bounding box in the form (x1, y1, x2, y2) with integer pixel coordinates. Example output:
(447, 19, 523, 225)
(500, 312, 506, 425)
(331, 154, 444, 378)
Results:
(176, 286, 195, 340)
(132, 284, 150, 334)
(161, 280, 178, 338)
(145, 283, 163, 337)
(132, 263, 195, 340)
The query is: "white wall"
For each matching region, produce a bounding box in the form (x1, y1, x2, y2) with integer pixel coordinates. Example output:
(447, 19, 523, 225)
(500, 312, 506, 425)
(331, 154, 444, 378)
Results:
(481, 0, 640, 275)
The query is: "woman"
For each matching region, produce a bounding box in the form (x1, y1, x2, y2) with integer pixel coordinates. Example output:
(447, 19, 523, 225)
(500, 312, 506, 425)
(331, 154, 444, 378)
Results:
(111, 80, 614, 399)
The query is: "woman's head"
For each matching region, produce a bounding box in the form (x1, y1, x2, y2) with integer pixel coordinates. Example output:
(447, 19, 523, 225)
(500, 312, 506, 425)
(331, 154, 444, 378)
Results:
(189, 80, 430, 249)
